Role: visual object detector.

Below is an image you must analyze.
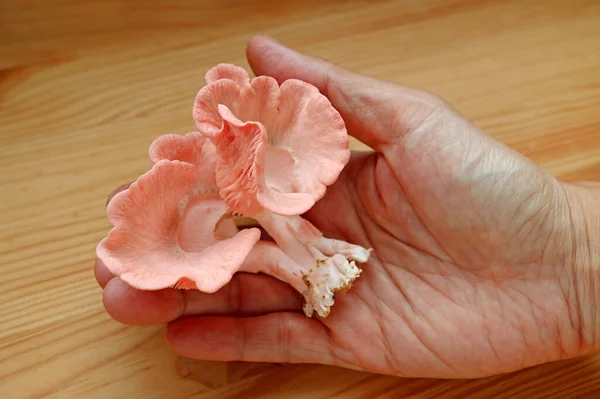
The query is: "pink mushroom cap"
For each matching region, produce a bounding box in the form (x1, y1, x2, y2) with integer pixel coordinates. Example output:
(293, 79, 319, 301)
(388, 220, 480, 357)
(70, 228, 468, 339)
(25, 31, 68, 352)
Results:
(96, 138, 261, 292)
(193, 63, 350, 217)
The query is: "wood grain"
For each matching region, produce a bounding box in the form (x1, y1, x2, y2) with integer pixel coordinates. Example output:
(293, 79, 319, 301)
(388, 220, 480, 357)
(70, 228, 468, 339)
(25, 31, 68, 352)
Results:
(1, 0, 599, 397)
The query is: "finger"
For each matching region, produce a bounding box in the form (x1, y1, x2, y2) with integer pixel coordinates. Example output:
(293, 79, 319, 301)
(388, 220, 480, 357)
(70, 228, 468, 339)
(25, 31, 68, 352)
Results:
(102, 273, 303, 325)
(166, 313, 336, 366)
(184, 272, 303, 315)
(246, 35, 446, 151)
(103, 277, 184, 325)
(94, 258, 114, 288)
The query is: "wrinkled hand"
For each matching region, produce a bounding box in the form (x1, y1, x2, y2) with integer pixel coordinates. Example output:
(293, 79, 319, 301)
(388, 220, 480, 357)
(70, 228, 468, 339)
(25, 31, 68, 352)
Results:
(95, 36, 599, 378)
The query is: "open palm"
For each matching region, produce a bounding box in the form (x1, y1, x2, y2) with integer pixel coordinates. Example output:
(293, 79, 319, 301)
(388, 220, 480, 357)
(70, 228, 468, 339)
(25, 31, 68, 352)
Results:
(96, 36, 585, 379)
(302, 129, 574, 378)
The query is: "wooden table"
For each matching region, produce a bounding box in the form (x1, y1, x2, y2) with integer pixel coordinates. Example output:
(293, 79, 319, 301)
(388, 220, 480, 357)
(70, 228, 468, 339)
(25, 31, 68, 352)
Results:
(2, 1, 600, 397)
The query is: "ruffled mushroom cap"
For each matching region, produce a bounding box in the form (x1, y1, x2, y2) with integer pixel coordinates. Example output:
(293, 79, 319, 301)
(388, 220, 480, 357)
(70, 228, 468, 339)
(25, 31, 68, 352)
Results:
(193, 63, 350, 217)
(96, 157, 261, 292)
(149, 131, 218, 192)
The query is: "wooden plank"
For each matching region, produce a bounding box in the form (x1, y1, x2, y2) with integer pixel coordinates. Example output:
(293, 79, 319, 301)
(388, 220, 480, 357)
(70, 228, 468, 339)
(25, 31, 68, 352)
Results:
(1, 0, 599, 397)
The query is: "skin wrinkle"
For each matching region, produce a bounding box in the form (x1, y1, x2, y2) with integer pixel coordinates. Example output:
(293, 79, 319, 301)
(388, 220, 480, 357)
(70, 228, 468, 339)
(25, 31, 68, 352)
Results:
(407, 273, 505, 373)
(371, 162, 454, 265)
(370, 155, 388, 211)
(498, 285, 533, 367)
(529, 287, 560, 362)
(351, 199, 376, 253)
(392, 106, 447, 152)
(508, 179, 554, 255)
(372, 255, 454, 366)
(329, 161, 367, 242)
(302, 326, 337, 365)
(476, 281, 502, 366)
(377, 268, 457, 375)
(393, 237, 454, 276)
(460, 133, 489, 179)
(327, 305, 372, 370)
(305, 152, 368, 241)
(457, 128, 477, 175)
(506, 186, 539, 238)
(558, 272, 579, 357)
(503, 286, 544, 367)
(400, 259, 475, 316)
(503, 283, 559, 360)
(492, 277, 510, 363)
(419, 272, 484, 318)
(275, 316, 333, 365)
(389, 97, 439, 153)
(361, 286, 404, 374)
(322, 322, 340, 367)
(562, 187, 586, 353)
(350, 158, 396, 248)
(363, 278, 412, 376)
(530, 219, 557, 282)
(319, 62, 338, 114)
(511, 298, 534, 370)
(276, 314, 292, 364)
(388, 166, 461, 270)
(511, 202, 553, 261)
(376, 301, 403, 374)
(461, 154, 555, 278)
(372, 169, 452, 266)
(466, 172, 514, 257)
(427, 134, 473, 243)
(485, 152, 514, 195)
(319, 61, 397, 151)
(537, 190, 562, 275)
(410, 272, 502, 371)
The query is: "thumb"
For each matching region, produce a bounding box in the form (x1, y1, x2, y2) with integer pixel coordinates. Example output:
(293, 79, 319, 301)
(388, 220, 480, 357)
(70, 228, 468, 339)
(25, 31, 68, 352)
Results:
(246, 35, 446, 152)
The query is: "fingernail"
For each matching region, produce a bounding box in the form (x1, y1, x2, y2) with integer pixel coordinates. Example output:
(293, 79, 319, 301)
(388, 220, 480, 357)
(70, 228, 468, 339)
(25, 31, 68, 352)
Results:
(260, 34, 280, 44)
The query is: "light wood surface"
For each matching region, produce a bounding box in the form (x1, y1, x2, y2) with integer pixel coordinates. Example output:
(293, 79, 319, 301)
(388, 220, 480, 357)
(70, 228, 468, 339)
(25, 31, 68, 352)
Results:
(2, 0, 600, 397)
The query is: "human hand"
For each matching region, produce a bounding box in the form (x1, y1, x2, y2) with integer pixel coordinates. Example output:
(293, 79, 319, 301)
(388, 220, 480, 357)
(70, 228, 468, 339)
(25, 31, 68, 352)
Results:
(95, 35, 599, 378)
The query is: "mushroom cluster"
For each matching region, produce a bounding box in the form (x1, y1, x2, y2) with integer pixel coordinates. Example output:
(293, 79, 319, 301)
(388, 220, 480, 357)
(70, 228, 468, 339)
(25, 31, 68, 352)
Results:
(96, 64, 372, 317)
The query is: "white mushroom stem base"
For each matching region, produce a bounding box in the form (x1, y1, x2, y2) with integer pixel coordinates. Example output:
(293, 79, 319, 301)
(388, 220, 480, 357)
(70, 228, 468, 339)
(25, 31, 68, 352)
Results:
(241, 212, 371, 318)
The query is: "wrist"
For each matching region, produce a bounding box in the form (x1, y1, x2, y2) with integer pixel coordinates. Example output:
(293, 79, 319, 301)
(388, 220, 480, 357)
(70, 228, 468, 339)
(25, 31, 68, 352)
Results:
(561, 182, 600, 356)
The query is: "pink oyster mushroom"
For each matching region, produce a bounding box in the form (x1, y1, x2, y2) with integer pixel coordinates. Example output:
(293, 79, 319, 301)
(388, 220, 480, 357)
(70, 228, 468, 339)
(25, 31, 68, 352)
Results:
(96, 133, 261, 292)
(193, 64, 372, 317)
(96, 64, 373, 318)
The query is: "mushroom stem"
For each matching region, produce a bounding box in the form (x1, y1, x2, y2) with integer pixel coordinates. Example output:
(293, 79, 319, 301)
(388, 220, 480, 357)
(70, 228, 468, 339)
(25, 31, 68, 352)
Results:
(313, 237, 372, 263)
(253, 211, 369, 317)
(254, 212, 314, 266)
(240, 241, 307, 294)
